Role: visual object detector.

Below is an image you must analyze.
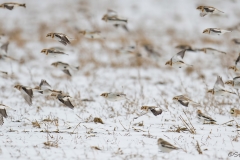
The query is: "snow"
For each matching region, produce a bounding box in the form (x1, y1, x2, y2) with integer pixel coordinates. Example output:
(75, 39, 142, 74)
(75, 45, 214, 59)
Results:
(0, 0, 240, 159)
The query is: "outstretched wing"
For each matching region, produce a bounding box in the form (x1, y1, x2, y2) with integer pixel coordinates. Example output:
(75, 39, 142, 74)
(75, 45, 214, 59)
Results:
(57, 95, 74, 109)
(62, 69, 71, 76)
(172, 50, 186, 63)
(178, 100, 189, 107)
(150, 108, 162, 116)
(214, 75, 225, 91)
(0, 109, 7, 118)
(20, 87, 33, 106)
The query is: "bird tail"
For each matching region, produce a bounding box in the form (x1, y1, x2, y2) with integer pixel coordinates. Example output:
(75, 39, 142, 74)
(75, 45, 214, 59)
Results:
(68, 38, 77, 41)
(38, 90, 43, 94)
(222, 30, 231, 34)
(20, 4, 26, 8)
(191, 101, 201, 106)
(216, 9, 224, 13)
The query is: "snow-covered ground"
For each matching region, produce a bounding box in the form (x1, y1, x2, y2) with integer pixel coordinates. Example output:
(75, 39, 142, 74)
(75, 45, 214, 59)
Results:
(0, 0, 240, 159)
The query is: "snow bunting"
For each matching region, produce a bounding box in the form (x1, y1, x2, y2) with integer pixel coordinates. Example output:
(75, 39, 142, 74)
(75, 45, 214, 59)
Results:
(143, 44, 160, 58)
(165, 50, 192, 68)
(232, 39, 240, 45)
(102, 16, 128, 25)
(116, 46, 140, 57)
(79, 30, 103, 39)
(33, 79, 51, 95)
(229, 53, 240, 72)
(197, 110, 216, 124)
(14, 84, 34, 106)
(56, 94, 74, 109)
(141, 106, 162, 116)
(198, 48, 226, 54)
(0, 3, 26, 10)
(196, 6, 224, 17)
(207, 76, 236, 96)
(230, 108, 240, 117)
(46, 33, 72, 46)
(0, 104, 13, 125)
(102, 9, 127, 25)
(173, 95, 200, 107)
(51, 61, 79, 76)
(175, 44, 197, 52)
(100, 92, 126, 102)
(102, 9, 128, 31)
(203, 28, 231, 35)
(41, 48, 68, 56)
(35, 79, 62, 96)
(157, 138, 180, 153)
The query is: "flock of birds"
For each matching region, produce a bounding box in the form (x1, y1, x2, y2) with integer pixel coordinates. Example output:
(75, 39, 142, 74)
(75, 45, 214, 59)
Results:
(0, 2, 240, 153)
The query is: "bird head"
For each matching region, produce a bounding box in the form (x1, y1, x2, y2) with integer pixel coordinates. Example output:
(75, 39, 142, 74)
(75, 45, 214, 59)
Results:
(100, 93, 108, 98)
(165, 60, 172, 66)
(207, 89, 214, 94)
(172, 96, 179, 101)
(197, 110, 202, 114)
(46, 33, 53, 37)
(141, 106, 149, 111)
(203, 29, 210, 34)
(196, 6, 203, 10)
(41, 49, 48, 54)
(14, 84, 21, 90)
(102, 15, 108, 21)
(51, 62, 58, 67)
(157, 138, 164, 145)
